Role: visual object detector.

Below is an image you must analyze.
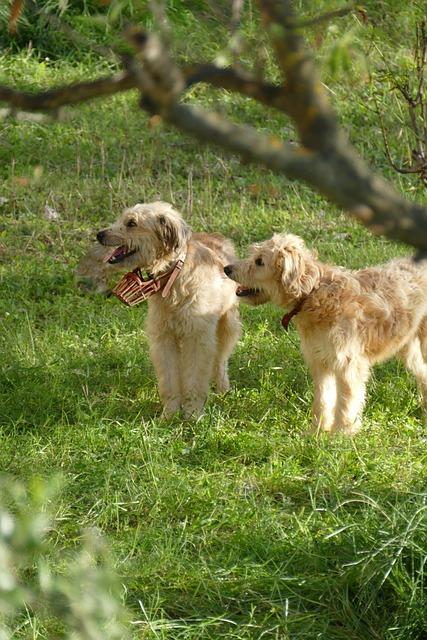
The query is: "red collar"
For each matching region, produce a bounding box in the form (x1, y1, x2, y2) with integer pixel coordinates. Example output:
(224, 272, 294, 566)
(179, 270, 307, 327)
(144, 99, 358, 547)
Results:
(112, 252, 186, 307)
(281, 297, 307, 331)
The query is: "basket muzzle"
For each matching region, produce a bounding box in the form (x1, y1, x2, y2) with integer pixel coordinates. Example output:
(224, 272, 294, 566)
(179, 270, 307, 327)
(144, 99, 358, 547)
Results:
(111, 269, 161, 307)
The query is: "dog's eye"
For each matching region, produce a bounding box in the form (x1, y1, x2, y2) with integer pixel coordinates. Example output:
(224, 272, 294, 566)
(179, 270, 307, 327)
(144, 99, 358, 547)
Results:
(158, 215, 166, 225)
(255, 257, 264, 266)
(126, 219, 137, 228)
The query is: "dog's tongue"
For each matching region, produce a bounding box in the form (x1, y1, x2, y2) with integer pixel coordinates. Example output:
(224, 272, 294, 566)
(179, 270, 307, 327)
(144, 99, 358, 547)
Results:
(236, 286, 257, 297)
(103, 246, 127, 263)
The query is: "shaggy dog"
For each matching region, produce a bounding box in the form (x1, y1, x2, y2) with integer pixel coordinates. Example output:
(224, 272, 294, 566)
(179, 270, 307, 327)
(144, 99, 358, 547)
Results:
(224, 233, 427, 434)
(90, 201, 241, 418)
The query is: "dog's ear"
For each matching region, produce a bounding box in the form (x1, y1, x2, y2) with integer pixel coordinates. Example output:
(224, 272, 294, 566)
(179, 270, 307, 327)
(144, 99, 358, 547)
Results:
(157, 214, 191, 253)
(277, 236, 319, 298)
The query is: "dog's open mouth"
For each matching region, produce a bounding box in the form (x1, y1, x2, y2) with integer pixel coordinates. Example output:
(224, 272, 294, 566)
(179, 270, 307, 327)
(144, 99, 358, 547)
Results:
(236, 286, 261, 297)
(103, 246, 137, 264)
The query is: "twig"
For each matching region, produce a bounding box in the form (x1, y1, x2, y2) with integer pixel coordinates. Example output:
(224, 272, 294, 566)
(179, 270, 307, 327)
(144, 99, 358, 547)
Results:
(126, 23, 427, 249)
(0, 63, 289, 114)
(374, 95, 423, 174)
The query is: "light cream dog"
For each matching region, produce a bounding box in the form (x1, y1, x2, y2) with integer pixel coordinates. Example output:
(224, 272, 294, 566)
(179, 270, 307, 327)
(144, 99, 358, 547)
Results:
(91, 202, 241, 418)
(224, 233, 427, 434)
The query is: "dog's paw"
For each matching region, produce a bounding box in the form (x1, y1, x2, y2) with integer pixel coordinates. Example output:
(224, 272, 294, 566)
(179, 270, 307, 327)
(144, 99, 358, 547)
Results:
(331, 421, 362, 436)
(214, 379, 231, 394)
(308, 423, 333, 436)
(182, 399, 205, 420)
(160, 398, 182, 419)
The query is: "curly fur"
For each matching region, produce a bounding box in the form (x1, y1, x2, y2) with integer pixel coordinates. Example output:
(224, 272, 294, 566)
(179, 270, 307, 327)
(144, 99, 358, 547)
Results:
(80, 202, 241, 418)
(225, 233, 427, 434)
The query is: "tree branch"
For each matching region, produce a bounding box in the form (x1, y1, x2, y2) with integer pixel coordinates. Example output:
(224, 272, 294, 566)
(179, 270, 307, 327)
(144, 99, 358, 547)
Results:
(257, 0, 342, 150)
(0, 71, 137, 111)
(126, 26, 427, 250)
(0, 6, 427, 250)
(153, 101, 427, 249)
(0, 63, 289, 114)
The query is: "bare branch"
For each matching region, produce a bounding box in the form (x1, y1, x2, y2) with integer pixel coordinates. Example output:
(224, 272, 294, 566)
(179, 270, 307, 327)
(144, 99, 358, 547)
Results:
(163, 102, 427, 248)
(0, 71, 137, 111)
(125, 26, 427, 250)
(0, 63, 289, 114)
(184, 64, 290, 112)
(257, 0, 342, 150)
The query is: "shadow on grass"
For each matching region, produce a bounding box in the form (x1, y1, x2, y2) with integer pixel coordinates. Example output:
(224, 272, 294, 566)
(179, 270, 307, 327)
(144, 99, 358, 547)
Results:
(0, 346, 156, 430)
(123, 477, 427, 640)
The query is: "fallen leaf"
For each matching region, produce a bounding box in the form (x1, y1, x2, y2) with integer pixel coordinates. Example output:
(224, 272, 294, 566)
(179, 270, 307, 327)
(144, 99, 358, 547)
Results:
(12, 176, 30, 186)
(149, 115, 162, 128)
(248, 183, 262, 196)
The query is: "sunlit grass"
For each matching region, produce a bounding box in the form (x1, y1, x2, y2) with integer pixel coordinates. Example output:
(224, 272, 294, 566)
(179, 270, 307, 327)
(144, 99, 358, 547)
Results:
(1, 4, 427, 637)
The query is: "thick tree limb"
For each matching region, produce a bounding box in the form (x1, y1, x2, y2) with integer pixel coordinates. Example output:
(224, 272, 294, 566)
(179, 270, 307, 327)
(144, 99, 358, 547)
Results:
(0, 3, 427, 250)
(0, 71, 137, 111)
(127, 26, 427, 250)
(0, 64, 288, 113)
(258, 0, 343, 151)
(141, 97, 427, 248)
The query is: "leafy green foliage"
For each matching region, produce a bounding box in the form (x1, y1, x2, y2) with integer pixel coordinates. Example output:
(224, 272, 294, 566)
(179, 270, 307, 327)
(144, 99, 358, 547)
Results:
(0, 478, 129, 639)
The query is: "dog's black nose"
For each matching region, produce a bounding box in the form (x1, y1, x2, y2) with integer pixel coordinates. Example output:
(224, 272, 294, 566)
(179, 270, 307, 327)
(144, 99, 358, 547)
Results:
(224, 265, 232, 276)
(96, 230, 105, 243)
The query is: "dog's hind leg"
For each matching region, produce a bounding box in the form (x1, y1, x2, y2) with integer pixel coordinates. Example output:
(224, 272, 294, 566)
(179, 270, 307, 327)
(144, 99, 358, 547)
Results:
(214, 308, 241, 393)
(398, 334, 427, 411)
(332, 358, 370, 435)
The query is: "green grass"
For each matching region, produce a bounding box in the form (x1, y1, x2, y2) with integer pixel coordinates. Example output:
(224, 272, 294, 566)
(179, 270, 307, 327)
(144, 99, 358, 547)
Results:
(2, 5, 427, 638)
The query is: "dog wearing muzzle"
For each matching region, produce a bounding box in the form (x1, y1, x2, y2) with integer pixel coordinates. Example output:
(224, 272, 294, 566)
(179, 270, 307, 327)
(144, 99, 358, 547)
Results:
(84, 201, 241, 418)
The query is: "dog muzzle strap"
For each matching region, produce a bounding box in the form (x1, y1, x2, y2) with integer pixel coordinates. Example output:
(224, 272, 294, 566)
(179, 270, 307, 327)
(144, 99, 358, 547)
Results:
(161, 255, 185, 298)
(111, 251, 187, 307)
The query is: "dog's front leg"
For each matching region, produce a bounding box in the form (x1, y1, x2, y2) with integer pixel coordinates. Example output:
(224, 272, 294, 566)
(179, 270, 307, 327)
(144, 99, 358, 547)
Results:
(180, 322, 217, 418)
(149, 332, 182, 418)
(310, 366, 336, 433)
(332, 360, 370, 434)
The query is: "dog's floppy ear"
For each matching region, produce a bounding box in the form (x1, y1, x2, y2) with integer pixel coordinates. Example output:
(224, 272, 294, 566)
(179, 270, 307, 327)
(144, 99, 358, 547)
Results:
(157, 214, 191, 252)
(276, 235, 319, 298)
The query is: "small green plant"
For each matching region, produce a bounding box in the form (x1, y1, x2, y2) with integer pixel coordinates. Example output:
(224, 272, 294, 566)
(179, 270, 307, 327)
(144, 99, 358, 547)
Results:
(0, 477, 130, 640)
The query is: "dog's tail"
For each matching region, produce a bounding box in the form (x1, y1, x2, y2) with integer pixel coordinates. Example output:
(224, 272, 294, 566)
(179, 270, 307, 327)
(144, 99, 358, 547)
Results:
(193, 232, 237, 264)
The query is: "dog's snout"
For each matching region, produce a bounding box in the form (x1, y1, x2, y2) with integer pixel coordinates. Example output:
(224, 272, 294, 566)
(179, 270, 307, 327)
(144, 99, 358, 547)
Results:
(97, 230, 106, 244)
(224, 265, 233, 277)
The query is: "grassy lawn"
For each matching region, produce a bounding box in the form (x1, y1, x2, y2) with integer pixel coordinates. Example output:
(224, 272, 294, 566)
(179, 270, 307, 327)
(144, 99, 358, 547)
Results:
(2, 6, 427, 638)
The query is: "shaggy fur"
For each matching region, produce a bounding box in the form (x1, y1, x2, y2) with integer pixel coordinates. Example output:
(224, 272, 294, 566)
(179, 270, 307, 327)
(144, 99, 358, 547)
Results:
(87, 201, 241, 418)
(224, 233, 427, 434)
